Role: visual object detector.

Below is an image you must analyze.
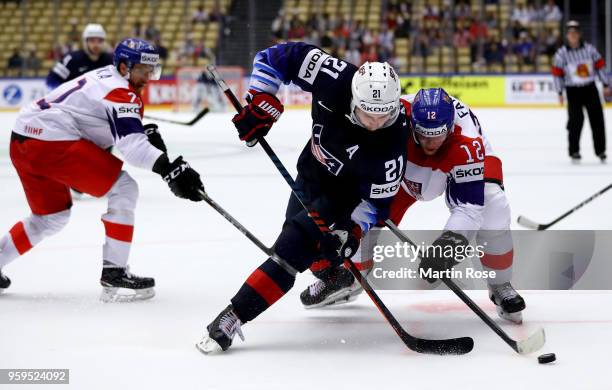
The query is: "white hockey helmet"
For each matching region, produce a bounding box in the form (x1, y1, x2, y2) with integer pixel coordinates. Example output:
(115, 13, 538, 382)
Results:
(82, 23, 106, 46)
(349, 61, 401, 129)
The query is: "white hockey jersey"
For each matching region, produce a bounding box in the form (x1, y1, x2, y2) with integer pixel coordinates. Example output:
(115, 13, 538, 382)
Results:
(399, 94, 504, 236)
(13, 65, 163, 170)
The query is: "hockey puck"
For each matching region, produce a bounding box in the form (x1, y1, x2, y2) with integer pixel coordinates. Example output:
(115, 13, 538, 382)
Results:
(538, 353, 556, 364)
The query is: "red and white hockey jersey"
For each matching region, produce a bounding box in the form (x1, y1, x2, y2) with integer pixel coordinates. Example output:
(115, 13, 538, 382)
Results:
(399, 94, 504, 235)
(13, 65, 163, 170)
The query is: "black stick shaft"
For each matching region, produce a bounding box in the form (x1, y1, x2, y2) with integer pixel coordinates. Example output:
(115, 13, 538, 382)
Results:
(144, 107, 209, 126)
(383, 220, 520, 353)
(543, 183, 612, 229)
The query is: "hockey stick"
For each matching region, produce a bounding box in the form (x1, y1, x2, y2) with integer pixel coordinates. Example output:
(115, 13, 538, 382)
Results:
(143, 107, 209, 126)
(517, 183, 612, 230)
(208, 65, 474, 355)
(384, 220, 546, 355)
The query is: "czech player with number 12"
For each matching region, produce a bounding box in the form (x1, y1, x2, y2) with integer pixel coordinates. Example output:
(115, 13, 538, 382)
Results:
(302, 88, 526, 324)
(0, 38, 205, 301)
(196, 42, 410, 353)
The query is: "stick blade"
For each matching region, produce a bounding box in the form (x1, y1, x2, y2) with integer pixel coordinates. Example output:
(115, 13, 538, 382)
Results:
(517, 215, 543, 230)
(404, 332, 474, 355)
(186, 107, 209, 125)
(515, 327, 546, 355)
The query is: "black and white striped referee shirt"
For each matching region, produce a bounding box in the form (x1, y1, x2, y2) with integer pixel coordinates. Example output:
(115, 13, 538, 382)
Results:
(552, 41, 609, 93)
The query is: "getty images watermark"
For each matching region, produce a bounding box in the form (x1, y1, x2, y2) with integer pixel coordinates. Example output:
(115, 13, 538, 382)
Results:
(359, 230, 612, 290)
(370, 241, 495, 280)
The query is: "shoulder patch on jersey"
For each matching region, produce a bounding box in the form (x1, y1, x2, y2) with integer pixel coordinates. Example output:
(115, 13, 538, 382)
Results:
(299, 48, 330, 85)
(451, 162, 484, 183)
(402, 179, 423, 199)
(311, 124, 344, 175)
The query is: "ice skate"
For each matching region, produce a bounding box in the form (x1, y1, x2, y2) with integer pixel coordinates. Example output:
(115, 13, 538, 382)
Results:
(488, 282, 526, 324)
(300, 266, 359, 308)
(196, 305, 244, 354)
(100, 266, 155, 303)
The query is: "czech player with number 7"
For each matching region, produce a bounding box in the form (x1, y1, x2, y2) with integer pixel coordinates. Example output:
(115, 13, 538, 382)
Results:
(0, 38, 205, 301)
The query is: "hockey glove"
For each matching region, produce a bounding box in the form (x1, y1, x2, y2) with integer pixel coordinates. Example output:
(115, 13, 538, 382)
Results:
(419, 231, 468, 283)
(320, 221, 362, 266)
(144, 123, 167, 153)
(232, 91, 284, 147)
(153, 155, 205, 202)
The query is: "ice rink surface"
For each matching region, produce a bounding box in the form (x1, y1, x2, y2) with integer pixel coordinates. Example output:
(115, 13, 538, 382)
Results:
(1, 107, 612, 389)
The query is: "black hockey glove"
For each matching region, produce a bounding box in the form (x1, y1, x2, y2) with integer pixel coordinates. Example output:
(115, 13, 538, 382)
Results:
(144, 123, 167, 153)
(320, 221, 362, 266)
(232, 91, 284, 147)
(419, 231, 468, 284)
(153, 155, 204, 202)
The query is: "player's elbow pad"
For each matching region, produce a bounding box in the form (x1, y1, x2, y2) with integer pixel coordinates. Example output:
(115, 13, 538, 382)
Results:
(116, 133, 164, 171)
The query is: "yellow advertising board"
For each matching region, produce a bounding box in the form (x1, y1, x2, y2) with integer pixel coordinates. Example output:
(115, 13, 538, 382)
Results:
(400, 76, 506, 106)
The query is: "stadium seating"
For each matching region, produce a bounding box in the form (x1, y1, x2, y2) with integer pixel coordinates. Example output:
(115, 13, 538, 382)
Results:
(0, 0, 231, 77)
(278, 0, 563, 74)
(0, 0, 563, 77)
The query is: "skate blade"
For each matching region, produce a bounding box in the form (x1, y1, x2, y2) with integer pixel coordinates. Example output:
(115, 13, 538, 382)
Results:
(195, 336, 223, 355)
(0, 288, 5, 295)
(327, 291, 361, 307)
(100, 287, 155, 303)
(303, 286, 355, 309)
(328, 285, 365, 306)
(496, 306, 523, 324)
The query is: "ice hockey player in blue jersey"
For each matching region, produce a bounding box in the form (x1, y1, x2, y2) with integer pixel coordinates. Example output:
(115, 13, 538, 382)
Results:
(196, 42, 410, 354)
(46, 24, 113, 90)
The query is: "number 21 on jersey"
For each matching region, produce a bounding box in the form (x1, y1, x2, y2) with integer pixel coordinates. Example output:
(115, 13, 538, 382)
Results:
(385, 157, 404, 182)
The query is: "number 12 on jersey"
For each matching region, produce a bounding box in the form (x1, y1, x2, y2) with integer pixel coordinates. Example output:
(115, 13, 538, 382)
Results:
(460, 140, 484, 163)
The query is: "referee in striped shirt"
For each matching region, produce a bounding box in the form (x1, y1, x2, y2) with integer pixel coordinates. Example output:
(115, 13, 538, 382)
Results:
(552, 20, 611, 163)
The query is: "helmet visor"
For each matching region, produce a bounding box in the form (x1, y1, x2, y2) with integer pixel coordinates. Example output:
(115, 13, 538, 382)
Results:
(139, 52, 162, 80)
(131, 63, 162, 81)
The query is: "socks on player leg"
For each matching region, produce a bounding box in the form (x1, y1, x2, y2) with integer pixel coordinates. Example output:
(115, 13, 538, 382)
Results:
(231, 257, 296, 323)
(0, 210, 71, 269)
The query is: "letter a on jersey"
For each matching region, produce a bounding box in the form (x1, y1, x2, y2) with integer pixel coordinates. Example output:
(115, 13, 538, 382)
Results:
(346, 145, 359, 160)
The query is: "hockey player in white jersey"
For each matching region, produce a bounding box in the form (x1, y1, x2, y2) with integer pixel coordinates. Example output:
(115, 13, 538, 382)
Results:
(300, 88, 526, 324)
(0, 38, 205, 301)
